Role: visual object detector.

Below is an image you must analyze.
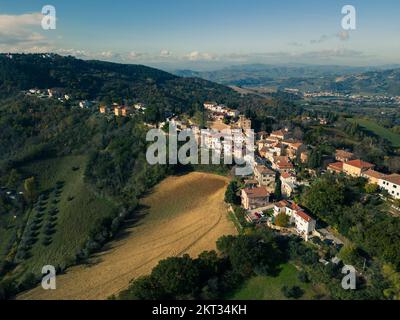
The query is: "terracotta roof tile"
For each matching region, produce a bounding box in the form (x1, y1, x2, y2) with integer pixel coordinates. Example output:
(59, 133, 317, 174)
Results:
(345, 159, 375, 169)
(383, 174, 400, 185)
(243, 187, 270, 198)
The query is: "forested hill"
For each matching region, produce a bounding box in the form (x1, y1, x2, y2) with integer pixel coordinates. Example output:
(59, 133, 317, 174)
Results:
(0, 53, 256, 113)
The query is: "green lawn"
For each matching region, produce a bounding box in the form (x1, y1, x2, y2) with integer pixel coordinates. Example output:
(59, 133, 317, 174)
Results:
(229, 263, 327, 300)
(12, 156, 117, 279)
(348, 118, 400, 148)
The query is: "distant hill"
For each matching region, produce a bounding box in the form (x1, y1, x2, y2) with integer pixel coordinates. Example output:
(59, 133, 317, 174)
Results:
(332, 69, 400, 95)
(174, 63, 400, 95)
(174, 64, 378, 84)
(0, 53, 252, 113)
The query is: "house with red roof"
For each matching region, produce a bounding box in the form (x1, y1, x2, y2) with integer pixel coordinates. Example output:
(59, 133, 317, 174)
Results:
(270, 129, 289, 141)
(273, 200, 316, 239)
(343, 159, 375, 177)
(362, 169, 386, 185)
(327, 161, 344, 174)
(272, 156, 295, 173)
(241, 187, 270, 210)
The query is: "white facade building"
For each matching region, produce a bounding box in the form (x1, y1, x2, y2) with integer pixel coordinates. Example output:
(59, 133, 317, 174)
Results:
(379, 174, 400, 199)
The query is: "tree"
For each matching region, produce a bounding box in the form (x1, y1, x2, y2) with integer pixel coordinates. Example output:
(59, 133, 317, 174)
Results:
(298, 271, 310, 283)
(338, 243, 362, 267)
(301, 175, 347, 221)
(120, 275, 165, 300)
(385, 156, 400, 173)
(224, 181, 240, 205)
(151, 255, 201, 298)
(274, 174, 282, 200)
(365, 183, 378, 194)
(6, 169, 20, 188)
(293, 127, 304, 140)
(224, 235, 282, 277)
(281, 285, 304, 299)
(275, 212, 290, 227)
(382, 263, 400, 300)
(307, 149, 322, 169)
(23, 177, 37, 204)
(216, 235, 236, 254)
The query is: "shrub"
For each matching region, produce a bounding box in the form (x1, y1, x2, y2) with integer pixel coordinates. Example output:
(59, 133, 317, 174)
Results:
(298, 271, 310, 283)
(281, 285, 304, 299)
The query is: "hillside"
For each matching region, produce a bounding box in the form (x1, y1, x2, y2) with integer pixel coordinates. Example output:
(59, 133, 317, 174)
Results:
(18, 172, 236, 300)
(0, 54, 261, 298)
(175, 64, 400, 95)
(0, 53, 259, 114)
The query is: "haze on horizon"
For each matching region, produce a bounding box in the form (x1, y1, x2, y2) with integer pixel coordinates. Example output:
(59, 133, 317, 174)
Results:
(1, 0, 399, 70)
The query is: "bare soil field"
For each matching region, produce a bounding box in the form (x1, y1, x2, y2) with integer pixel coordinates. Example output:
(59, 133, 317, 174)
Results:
(19, 172, 236, 300)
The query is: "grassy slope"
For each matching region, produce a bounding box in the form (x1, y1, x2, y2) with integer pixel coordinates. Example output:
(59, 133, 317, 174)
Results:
(14, 155, 117, 278)
(0, 214, 17, 262)
(348, 118, 400, 148)
(229, 263, 327, 300)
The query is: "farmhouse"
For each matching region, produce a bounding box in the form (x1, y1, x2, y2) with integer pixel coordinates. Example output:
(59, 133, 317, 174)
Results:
(241, 187, 270, 210)
(379, 174, 400, 199)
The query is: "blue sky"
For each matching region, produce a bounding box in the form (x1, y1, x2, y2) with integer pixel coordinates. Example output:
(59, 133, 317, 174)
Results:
(0, 0, 399, 69)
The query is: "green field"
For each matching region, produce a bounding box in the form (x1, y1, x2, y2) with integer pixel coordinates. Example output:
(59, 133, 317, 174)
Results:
(228, 263, 327, 300)
(348, 118, 400, 148)
(10, 156, 117, 280)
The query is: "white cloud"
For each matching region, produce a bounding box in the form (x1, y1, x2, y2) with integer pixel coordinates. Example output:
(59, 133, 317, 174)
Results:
(160, 49, 172, 57)
(0, 13, 52, 52)
(127, 51, 146, 60)
(184, 51, 217, 61)
(0, 13, 42, 29)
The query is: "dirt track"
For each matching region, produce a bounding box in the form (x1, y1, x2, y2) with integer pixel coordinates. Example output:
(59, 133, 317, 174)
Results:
(19, 172, 236, 300)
